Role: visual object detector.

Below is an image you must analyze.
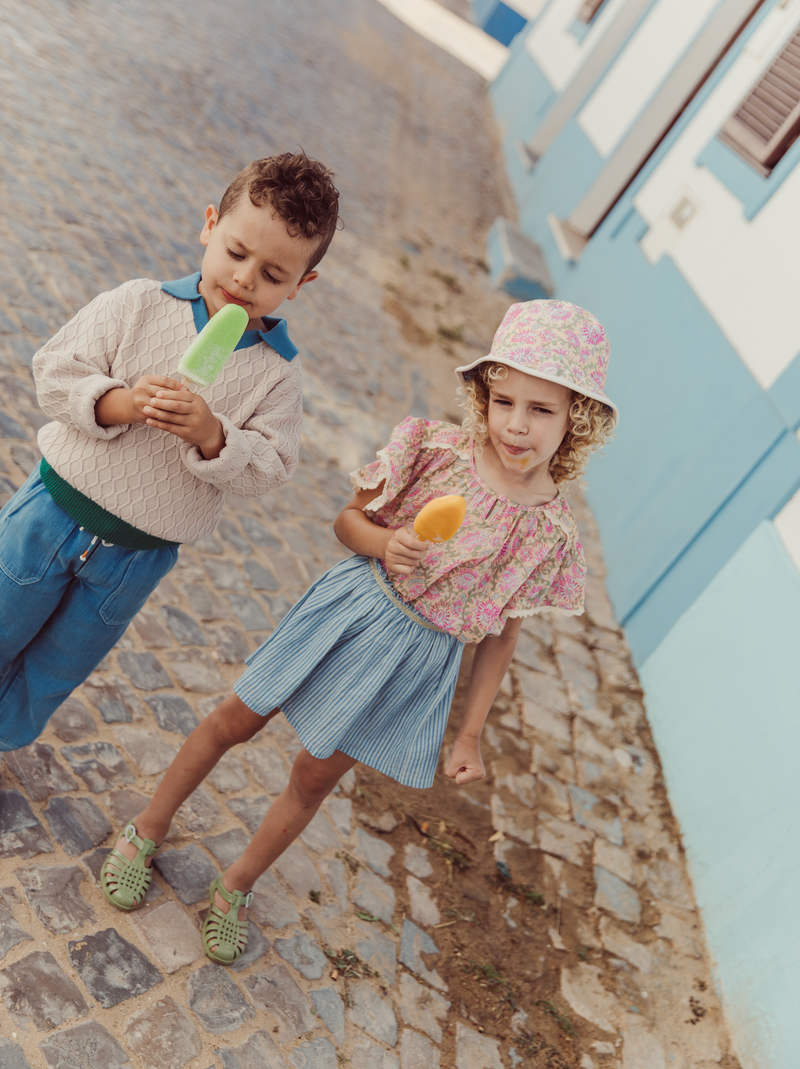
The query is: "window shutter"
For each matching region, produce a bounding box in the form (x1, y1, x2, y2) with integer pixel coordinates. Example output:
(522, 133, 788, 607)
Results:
(720, 25, 800, 172)
(577, 0, 606, 23)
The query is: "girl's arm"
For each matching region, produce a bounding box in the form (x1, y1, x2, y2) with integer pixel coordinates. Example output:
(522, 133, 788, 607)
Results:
(445, 615, 522, 786)
(334, 482, 429, 575)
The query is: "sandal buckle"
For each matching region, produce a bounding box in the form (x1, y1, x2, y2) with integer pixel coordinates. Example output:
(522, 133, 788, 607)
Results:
(124, 824, 136, 843)
(245, 892, 254, 908)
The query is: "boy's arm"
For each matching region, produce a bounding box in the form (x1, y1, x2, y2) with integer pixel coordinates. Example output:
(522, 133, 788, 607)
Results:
(444, 616, 522, 785)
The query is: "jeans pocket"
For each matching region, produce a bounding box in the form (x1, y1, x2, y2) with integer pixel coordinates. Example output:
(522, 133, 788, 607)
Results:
(99, 546, 178, 627)
(0, 474, 74, 585)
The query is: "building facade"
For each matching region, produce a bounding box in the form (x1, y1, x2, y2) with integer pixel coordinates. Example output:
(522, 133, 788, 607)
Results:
(486, 1, 800, 1063)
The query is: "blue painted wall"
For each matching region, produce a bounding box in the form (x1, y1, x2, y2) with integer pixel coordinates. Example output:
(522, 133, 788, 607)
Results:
(475, 1, 529, 46)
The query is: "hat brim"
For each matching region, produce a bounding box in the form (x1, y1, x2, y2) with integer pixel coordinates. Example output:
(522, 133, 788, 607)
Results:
(454, 354, 619, 426)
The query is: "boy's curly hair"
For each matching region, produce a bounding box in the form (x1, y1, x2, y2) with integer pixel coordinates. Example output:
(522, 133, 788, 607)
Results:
(219, 152, 340, 272)
(459, 362, 615, 486)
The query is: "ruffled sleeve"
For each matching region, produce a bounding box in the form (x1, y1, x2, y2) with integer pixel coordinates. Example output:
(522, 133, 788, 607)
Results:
(350, 417, 467, 512)
(505, 520, 586, 619)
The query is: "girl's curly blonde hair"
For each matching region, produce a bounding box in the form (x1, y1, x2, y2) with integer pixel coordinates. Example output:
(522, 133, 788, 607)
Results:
(459, 362, 615, 486)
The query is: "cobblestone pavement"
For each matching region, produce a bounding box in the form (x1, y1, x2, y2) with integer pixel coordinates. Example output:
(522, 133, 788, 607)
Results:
(0, 1, 739, 1067)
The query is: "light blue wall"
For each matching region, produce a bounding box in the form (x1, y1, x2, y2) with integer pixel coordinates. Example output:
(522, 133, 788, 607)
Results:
(640, 521, 800, 1068)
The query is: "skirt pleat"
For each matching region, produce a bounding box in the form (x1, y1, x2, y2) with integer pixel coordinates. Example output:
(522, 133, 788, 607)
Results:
(234, 554, 464, 788)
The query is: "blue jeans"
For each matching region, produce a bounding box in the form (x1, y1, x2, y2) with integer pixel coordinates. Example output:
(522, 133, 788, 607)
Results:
(0, 469, 178, 751)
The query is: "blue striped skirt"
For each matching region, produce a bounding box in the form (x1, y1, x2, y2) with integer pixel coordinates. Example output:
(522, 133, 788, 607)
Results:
(234, 554, 465, 789)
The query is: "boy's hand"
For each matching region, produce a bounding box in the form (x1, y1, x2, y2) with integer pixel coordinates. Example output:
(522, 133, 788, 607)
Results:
(384, 526, 429, 575)
(142, 384, 225, 460)
(444, 734, 485, 786)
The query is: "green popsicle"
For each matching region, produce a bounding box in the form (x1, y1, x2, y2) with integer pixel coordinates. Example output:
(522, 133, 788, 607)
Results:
(178, 303, 250, 386)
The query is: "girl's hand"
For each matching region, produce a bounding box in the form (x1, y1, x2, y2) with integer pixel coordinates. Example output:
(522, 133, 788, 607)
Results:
(143, 386, 226, 460)
(445, 735, 485, 785)
(384, 525, 429, 576)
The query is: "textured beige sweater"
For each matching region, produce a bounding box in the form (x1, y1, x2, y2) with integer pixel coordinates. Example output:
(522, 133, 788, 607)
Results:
(33, 278, 302, 543)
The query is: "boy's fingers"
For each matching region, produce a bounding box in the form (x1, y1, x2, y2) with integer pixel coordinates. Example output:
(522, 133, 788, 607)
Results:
(147, 397, 191, 413)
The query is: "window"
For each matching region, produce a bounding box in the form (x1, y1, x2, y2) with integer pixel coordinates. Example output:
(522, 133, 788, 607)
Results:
(719, 25, 800, 174)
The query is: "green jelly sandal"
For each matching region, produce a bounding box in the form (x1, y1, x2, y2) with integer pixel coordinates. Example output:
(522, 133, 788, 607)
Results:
(203, 875, 253, 964)
(101, 823, 160, 911)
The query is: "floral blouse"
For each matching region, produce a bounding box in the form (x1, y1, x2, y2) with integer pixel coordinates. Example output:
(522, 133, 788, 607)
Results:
(350, 417, 586, 643)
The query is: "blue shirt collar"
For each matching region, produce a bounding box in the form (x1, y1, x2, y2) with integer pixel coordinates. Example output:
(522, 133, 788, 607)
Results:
(161, 272, 298, 361)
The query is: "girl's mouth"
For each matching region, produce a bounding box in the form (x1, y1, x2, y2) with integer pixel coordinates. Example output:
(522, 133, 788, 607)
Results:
(502, 442, 528, 457)
(221, 288, 249, 308)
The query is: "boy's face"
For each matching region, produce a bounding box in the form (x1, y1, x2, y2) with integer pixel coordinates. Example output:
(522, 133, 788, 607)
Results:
(486, 367, 572, 478)
(198, 197, 318, 330)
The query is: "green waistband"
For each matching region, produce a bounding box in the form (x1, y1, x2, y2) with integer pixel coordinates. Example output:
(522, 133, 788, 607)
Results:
(40, 458, 180, 551)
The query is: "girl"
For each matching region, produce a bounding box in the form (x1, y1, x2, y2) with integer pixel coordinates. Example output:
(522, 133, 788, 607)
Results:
(101, 299, 617, 964)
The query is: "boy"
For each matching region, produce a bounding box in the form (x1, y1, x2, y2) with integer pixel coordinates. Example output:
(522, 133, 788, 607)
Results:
(0, 152, 340, 750)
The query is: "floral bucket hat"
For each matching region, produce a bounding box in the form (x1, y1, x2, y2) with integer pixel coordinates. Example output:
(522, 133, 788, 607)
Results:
(455, 299, 618, 425)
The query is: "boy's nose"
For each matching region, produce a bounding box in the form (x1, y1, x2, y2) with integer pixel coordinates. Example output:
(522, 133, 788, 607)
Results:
(232, 263, 255, 289)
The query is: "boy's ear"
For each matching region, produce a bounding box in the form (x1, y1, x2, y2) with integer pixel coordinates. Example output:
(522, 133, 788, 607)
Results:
(199, 204, 219, 247)
(286, 271, 319, 301)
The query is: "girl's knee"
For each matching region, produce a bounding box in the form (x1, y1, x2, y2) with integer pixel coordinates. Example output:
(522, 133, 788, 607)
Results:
(207, 696, 266, 748)
(289, 750, 347, 804)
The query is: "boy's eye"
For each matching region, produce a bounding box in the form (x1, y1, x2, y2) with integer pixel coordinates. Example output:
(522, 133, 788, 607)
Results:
(263, 271, 280, 284)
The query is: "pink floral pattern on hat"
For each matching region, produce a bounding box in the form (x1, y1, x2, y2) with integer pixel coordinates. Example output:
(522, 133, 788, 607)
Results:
(455, 300, 618, 423)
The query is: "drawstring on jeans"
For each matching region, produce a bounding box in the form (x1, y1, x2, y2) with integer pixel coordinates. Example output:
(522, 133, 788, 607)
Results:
(78, 527, 114, 562)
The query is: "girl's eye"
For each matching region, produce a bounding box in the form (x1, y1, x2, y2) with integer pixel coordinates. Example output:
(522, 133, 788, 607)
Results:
(227, 248, 244, 260)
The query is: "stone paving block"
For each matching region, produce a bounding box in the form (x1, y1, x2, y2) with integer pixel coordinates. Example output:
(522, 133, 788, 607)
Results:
(326, 796, 352, 838)
(207, 751, 249, 791)
(320, 856, 349, 911)
(403, 844, 433, 879)
(574, 719, 615, 765)
(654, 906, 701, 958)
(244, 962, 315, 1039)
(17, 864, 95, 933)
(353, 867, 396, 924)
(132, 608, 173, 647)
(489, 794, 534, 846)
(207, 623, 251, 663)
(348, 978, 398, 1046)
(115, 726, 179, 776)
(355, 827, 395, 877)
(593, 838, 634, 884)
(407, 874, 441, 927)
(81, 675, 139, 723)
(560, 964, 620, 1034)
(0, 789, 53, 859)
(117, 650, 172, 690)
(569, 785, 623, 846)
(203, 827, 251, 869)
(187, 961, 256, 1035)
(123, 995, 202, 1069)
(300, 809, 340, 853)
(145, 694, 199, 736)
(401, 1029, 441, 1069)
(177, 786, 221, 832)
(131, 900, 205, 973)
(274, 841, 322, 896)
(0, 1038, 34, 1069)
(228, 594, 272, 630)
(518, 667, 569, 713)
(161, 604, 209, 645)
(155, 845, 219, 904)
(274, 929, 327, 980)
(537, 811, 594, 867)
(207, 558, 250, 589)
(251, 869, 301, 929)
(492, 769, 536, 808)
(521, 699, 571, 744)
(226, 794, 272, 833)
(311, 986, 345, 1043)
(594, 866, 641, 924)
(398, 973, 449, 1042)
(399, 921, 447, 992)
(3, 742, 78, 800)
(240, 514, 282, 548)
(107, 787, 150, 826)
(49, 696, 97, 742)
(289, 1038, 339, 1069)
(61, 741, 134, 793)
(306, 903, 344, 947)
(645, 858, 694, 910)
(350, 1036, 401, 1069)
(245, 747, 290, 794)
(39, 1020, 132, 1069)
(455, 1023, 503, 1069)
(185, 582, 233, 621)
(68, 928, 162, 1008)
(230, 920, 271, 972)
(621, 1022, 667, 1069)
(243, 558, 280, 590)
(356, 921, 397, 984)
(536, 772, 571, 819)
(215, 1029, 290, 1069)
(263, 593, 293, 624)
(599, 917, 652, 974)
(0, 896, 33, 959)
(0, 950, 88, 1030)
(165, 650, 227, 692)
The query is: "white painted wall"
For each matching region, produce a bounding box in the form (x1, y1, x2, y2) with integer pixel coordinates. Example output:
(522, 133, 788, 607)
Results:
(525, 0, 629, 90)
(634, 0, 800, 390)
(503, 0, 550, 19)
(576, 0, 720, 156)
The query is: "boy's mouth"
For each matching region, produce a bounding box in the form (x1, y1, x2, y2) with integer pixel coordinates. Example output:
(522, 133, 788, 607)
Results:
(220, 287, 250, 308)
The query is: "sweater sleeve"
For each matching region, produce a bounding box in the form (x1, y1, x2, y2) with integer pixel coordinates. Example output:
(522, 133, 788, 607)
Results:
(180, 359, 303, 497)
(32, 285, 133, 440)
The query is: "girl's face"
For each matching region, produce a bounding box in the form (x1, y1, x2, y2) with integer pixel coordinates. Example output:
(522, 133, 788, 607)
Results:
(485, 368, 572, 480)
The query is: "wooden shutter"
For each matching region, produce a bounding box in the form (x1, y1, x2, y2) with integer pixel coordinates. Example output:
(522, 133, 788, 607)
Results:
(578, 0, 606, 23)
(720, 25, 800, 172)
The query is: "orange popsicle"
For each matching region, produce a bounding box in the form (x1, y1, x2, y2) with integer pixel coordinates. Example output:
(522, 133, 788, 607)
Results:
(413, 494, 467, 543)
